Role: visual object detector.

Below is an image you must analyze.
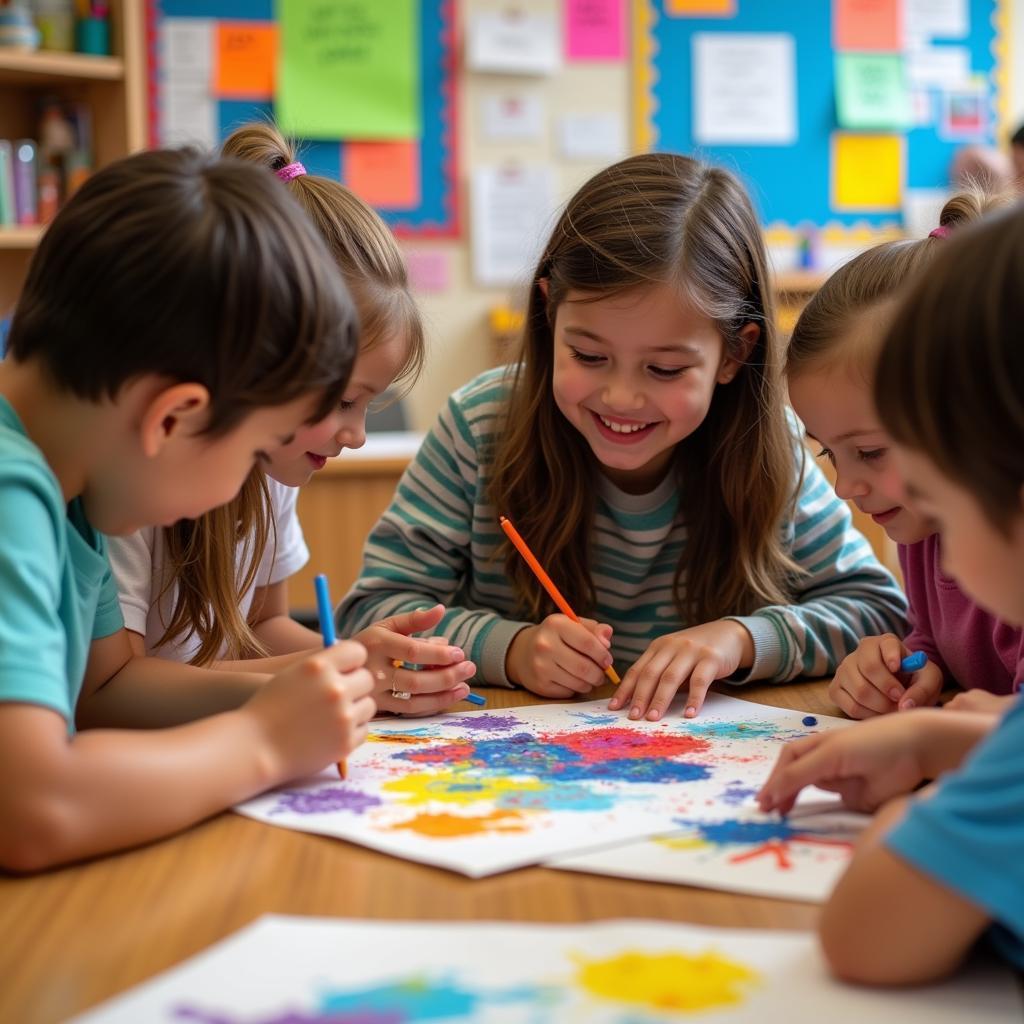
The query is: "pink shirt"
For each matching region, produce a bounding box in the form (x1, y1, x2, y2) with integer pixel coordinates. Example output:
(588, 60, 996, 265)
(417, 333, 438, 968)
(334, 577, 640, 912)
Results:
(899, 534, 1024, 695)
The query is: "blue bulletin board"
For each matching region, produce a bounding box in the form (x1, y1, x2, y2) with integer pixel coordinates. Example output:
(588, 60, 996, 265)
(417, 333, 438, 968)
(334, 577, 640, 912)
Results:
(632, 0, 1005, 233)
(146, 0, 458, 237)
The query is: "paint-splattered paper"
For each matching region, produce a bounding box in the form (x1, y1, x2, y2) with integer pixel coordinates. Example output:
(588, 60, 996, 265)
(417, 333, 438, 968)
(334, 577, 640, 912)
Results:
(234, 695, 849, 877)
(70, 915, 1021, 1023)
(550, 806, 868, 903)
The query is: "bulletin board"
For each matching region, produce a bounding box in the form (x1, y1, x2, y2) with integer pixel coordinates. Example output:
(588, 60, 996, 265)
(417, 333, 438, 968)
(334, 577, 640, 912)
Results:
(632, 0, 1006, 232)
(145, 0, 459, 238)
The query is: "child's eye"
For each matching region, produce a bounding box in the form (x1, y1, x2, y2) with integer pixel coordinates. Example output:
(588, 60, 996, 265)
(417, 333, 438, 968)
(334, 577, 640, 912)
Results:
(858, 448, 886, 462)
(570, 348, 605, 366)
(648, 365, 688, 379)
(338, 399, 356, 412)
(816, 447, 836, 466)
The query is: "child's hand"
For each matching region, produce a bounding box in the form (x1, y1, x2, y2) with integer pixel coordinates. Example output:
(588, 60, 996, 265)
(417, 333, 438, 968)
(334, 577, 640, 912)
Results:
(506, 615, 613, 698)
(610, 620, 753, 721)
(945, 689, 1016, 715)
(756, 713, 929, 815)
(244, 640, 376, 783)
(829, 635, 943, 718)
(353, 605, 477, 716)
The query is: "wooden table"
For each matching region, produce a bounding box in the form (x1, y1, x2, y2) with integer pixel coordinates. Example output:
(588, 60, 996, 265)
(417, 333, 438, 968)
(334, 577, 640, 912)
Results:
(0, 680, 842, 1023)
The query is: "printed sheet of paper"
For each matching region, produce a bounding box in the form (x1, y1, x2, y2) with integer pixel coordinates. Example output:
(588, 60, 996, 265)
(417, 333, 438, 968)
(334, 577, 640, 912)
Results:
(467, 11, 561, 75)
(551, 804, 869, 903)
(235, 695, 850, 877)
(158, 18, 216, 148)
(72, 915, 1022, 1023)
(693, 33, 796, 145)
(835, 53, 909, 130)
(905, 0, 968, 40)
(559, 112, 626, 160)
(479, 91, 546, 141)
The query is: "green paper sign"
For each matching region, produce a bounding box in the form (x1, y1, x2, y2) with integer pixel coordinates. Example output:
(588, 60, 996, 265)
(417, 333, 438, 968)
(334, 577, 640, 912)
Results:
(277, 0, 421, 141)
(835, 53, 909, 131)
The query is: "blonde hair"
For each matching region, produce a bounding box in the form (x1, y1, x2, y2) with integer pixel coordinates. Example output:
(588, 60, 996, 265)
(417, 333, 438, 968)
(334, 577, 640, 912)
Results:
(156, 122, 424, 666)
(489, 152, 800, 626)
(786, 189, 1014, 380)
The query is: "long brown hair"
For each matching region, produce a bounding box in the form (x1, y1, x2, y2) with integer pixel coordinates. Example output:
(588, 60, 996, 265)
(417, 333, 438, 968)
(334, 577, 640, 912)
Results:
(875, 203, 1024, 533)
(157, 122, 426, 665)
(489, 152, 799, 624)
(787, 189, 1014, 379)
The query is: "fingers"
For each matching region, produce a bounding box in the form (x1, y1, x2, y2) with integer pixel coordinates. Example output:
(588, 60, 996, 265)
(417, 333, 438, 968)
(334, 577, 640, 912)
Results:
(829, 664, 897, 719)
(756, 732, 833, 814)
(621, 648, 677, 720)
(564, 619, 614, 673)
(320, 640, 368, 675)
(375, 604, 446, 637)
(389, 660, 477, 697)
(681, 658, 718, 719)
(859, 636, 906, 703)
(898, 663, 943, 711)
(383, 685, 471, 718)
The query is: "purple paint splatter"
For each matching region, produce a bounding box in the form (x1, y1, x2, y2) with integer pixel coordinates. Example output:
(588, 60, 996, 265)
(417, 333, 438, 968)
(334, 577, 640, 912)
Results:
(446, 714, 520, 732)
(272, 787, 382, 816)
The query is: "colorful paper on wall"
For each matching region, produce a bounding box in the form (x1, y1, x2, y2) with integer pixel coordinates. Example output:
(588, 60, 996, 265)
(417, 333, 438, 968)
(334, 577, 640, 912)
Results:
(835, 53, 909, 130)
(667, 0, 737, 16)
(565, 0, 625, 60)
(213, 22, 276, 99)
(833, 0, 902, 52)
(344, 140, 421, 209)
(405, 248, 451, 292)
(833, 133, 903, 211)
(905, 0, 968, 40)
(70, 915, 1022, 1023)
(276, 0, 420, 140)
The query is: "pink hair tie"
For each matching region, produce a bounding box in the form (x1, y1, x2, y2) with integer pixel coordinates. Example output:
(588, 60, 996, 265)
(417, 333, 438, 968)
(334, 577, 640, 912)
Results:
(275, 161, 306, 183)
(928, 225, 951, 239)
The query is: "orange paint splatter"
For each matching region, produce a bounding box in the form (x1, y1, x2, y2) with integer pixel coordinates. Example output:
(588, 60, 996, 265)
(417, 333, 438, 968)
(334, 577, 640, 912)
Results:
(388, 809, 528, 838)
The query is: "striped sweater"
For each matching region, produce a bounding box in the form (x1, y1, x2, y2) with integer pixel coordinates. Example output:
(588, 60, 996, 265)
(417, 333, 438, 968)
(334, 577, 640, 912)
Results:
(339, 367, 908, 687)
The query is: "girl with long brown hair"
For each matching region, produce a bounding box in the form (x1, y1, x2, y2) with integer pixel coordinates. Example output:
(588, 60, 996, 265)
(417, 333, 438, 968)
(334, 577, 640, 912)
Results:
(340, 153, 906, 717)
(107, 123, 476, 717)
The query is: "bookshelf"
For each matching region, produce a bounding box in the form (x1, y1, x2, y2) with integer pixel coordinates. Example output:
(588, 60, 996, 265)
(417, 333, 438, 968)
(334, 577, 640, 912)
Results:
(0, 0, 146, 314)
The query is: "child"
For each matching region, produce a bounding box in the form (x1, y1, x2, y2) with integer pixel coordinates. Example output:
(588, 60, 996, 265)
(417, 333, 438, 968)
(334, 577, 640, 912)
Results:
(759, 203, 1024, 983)
(0, 148, 377, 871)
(107, 123, 475, 718)
(340, 153, 907, 717)
(786, 189, 1022, 719)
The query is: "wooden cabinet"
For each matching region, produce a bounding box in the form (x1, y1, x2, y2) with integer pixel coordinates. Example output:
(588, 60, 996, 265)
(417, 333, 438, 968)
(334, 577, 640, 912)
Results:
(0, 1, 146, 315)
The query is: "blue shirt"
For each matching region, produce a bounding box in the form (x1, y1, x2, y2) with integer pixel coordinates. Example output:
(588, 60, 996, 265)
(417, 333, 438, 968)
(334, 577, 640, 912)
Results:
(886, 695, 1024, 968)
(0, 396, 123, 729)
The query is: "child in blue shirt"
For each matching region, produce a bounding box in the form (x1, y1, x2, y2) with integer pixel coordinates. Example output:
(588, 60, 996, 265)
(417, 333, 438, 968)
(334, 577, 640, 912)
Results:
(0, 148, 376, 872)
(759, 203, 1024, 983)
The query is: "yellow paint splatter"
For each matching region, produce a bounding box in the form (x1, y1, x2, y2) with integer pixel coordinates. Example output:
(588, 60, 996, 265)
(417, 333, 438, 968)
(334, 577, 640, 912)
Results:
(654, 835, 706, 852)
(575, 948, 759, 1012)
(388, 809, 527, 838)
(368, 734, 429, 745)
(383, 768, 548, 806)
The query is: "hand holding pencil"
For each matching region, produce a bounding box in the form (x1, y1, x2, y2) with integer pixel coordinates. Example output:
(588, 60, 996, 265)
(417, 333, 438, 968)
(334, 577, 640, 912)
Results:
(500, 516, 620, 697)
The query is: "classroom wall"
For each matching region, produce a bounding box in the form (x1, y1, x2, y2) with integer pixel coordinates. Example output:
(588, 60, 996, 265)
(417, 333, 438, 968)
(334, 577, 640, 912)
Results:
(401, 0, 1022, 434)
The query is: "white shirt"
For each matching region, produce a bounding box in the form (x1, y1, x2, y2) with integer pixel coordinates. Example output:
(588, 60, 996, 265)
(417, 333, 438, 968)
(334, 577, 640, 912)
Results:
(107, 478, 309, 663)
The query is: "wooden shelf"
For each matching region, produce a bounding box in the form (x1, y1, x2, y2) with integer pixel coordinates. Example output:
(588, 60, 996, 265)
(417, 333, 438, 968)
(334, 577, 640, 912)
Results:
(0, 50, 124, 85)
(0, 226, 44, 249)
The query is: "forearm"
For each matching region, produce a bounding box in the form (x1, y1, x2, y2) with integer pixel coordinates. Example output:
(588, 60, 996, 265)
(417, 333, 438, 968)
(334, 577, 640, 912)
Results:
(76, 657, 267, 729)
(251, 614, 322, 656)
(913, 709, 1000, 777)
(2, 711, 274, 872)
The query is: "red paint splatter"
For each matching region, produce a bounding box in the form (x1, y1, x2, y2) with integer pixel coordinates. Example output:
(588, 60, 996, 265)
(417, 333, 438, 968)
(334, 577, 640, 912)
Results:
(540, 727, 711, 763)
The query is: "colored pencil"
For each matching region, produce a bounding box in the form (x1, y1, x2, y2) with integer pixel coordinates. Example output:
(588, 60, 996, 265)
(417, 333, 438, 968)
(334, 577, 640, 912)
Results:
(498, 515, 620, 684)
(314, 573, 346, 779)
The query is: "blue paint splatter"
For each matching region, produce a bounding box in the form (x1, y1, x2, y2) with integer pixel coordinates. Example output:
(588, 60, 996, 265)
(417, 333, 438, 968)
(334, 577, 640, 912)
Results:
(320, 976, 479, 1018)
(680, 720, 779, 740)
(568, 711, 619, 726)
(719, 783, 759, 806)
(272, 788, 382, 816)
(802, 716, 818, 727)
(674, 818, 809, 845)
(499, 783, 618, 812)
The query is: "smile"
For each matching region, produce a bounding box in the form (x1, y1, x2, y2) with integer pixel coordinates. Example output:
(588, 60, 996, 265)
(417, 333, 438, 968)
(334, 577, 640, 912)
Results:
(590, 410, 658, 444)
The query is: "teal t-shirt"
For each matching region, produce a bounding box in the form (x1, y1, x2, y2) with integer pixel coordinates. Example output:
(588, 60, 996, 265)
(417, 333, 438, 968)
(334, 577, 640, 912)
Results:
(0, 396, 123, 729)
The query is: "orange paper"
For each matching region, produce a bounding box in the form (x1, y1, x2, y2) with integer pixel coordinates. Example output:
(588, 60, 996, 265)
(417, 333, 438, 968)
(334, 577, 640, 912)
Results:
(344, 140, 421, 209)
(833, 0, 901, 52)
(666, 0, 736, 15)
(214, 22, 277, 99)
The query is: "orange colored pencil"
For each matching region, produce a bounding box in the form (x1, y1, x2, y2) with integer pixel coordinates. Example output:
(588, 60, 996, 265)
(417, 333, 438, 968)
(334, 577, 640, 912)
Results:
(499, 515, 620, 684)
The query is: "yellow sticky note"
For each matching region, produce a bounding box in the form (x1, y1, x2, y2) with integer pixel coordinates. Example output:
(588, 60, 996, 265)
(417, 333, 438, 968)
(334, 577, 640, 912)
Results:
(832, 133, 903, 211)
(215, 22, 277, 99)
(666, 0, 736, 16)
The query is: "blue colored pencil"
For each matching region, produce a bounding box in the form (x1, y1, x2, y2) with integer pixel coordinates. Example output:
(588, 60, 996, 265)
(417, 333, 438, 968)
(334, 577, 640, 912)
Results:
(314, 574, 345, 778)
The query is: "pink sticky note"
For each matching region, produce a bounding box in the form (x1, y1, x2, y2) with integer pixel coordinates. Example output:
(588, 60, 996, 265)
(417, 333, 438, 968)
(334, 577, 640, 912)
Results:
(833, 0, 902, 52)
(344, 141, 421, 210)
(405, 249, 451, 293)
(565, 0, 625, 61)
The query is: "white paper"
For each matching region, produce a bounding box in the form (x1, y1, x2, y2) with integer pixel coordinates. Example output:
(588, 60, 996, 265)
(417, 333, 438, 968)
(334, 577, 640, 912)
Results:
(71, 915, 1022, 1023)
(158, 17, 213, 86)
(693, 33, 796, 145)
(558, 112, 626, 160)
(551, 804, 869, 903)
(480, 91, 546, 141)
(906, 45, 971, 89)
(234, 694, 850, 877)
(470, 163, 557, 287)
(467, 11, 561, 75)
(160, 84, 217, 149)
(905, 0, 969, 40)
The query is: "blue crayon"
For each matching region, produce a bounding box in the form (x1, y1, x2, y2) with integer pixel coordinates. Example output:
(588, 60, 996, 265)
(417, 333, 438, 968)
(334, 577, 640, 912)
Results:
(314, 573, 336, 647)
(463, 691, 487, 706)
(900, 651, 928, 673)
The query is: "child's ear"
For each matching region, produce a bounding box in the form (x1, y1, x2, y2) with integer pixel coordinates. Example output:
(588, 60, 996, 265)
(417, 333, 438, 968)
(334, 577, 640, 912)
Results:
(717, 323, 760, 384)
(139, 383, 211, 458)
